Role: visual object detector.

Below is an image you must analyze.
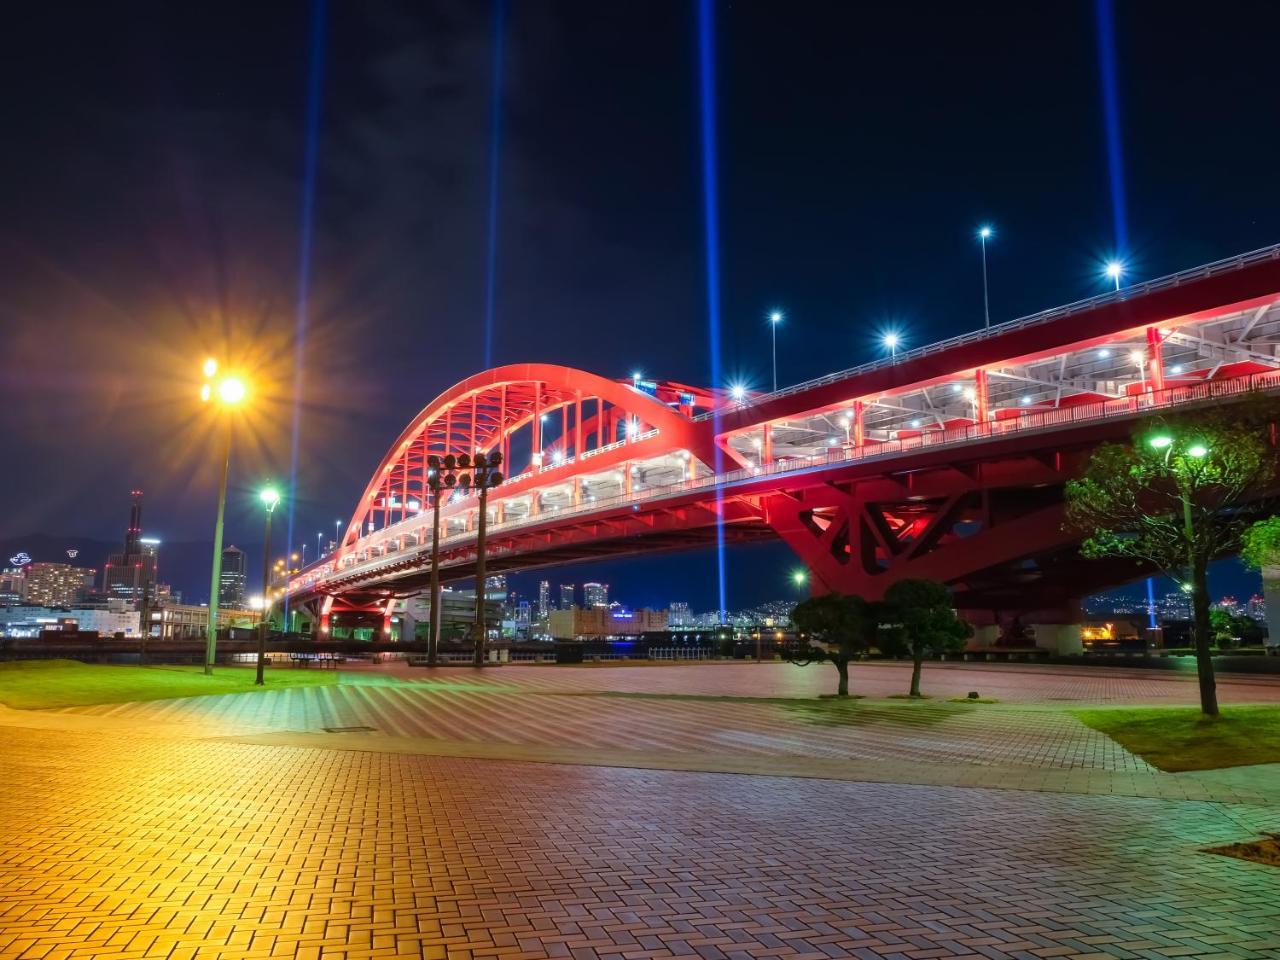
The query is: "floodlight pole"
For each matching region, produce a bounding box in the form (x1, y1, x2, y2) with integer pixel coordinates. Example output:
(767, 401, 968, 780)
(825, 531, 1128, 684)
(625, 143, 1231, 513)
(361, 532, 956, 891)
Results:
(474, 481, 490, 667)
(427, 475, 443, 667)
(256, 502, 275, 686)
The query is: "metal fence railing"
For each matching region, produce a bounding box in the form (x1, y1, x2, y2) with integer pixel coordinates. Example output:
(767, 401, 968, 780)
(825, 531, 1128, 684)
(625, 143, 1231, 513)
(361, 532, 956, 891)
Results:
(693, 242, 1280, 420)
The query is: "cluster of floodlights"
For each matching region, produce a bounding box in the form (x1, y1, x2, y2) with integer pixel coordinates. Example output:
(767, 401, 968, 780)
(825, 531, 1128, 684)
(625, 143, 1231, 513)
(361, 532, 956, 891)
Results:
(426, 451, 505, 490)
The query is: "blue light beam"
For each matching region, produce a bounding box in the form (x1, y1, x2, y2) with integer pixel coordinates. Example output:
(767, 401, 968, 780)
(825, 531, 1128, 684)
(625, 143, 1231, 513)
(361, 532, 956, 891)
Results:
(284, 0, 327, 625)
(1094, 0, 1129, 255)
(482, 0, 507, 369)
(698, 0, 728, 622)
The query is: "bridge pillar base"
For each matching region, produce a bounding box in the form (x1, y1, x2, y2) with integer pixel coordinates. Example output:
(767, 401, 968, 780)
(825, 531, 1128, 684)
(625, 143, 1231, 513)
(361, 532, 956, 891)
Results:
(1024, 622, 1083, 655)
(398, 600, 417, 644)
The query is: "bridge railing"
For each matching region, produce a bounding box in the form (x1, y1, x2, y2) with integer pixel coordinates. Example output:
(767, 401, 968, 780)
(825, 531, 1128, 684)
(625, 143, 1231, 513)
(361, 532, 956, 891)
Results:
(695, 242, 1280, 420)
(305, 370, 1280, 589)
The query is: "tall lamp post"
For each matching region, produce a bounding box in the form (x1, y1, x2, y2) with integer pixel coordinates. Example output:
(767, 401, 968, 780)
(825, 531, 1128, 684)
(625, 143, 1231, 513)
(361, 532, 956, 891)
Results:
(882, 331, 901, 360)
(977, 226, 993, 328)
(256, 486, 281, 686)
(768, 310, 784, 392)
(200, 359, 247, 676)
(1106, 260, 1125, 292)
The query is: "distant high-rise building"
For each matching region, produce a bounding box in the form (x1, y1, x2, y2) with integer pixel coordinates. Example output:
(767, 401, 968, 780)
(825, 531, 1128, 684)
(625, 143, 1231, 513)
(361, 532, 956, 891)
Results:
(485, 575, 508, 603)
(537, 580, 550, 619)
(103, 490, 159, 603)
(0, 568, 26, 606)
(559, 584, 575, 609)
(25, 562, 95, 607)
(219, 545, 247, 609)
(583, 582, 609, 609)
(669, 601, 691, 627)
(1248, 594, 1267, 621)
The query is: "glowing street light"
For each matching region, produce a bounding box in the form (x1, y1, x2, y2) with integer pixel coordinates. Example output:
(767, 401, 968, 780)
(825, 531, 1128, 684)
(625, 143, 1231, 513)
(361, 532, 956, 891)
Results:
(791, 569, 808, 587)
(768, 309, 784, 392)
(1105, 260, 1124, 291)
(730, 383, 747, 402)
(977, 225, 993, 328)
(200, 358, 250, 675)
(256, 485, 282, 686)
(882, 331, 901, 359)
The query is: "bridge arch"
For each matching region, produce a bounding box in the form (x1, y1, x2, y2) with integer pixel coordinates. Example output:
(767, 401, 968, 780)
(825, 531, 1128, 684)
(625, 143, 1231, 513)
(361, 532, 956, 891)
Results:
(338, 363, 719, 558)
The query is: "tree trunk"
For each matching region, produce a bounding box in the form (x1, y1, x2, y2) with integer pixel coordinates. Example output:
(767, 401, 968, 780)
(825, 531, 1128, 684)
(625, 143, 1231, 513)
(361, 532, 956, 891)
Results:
(909, 653, 923, 698)
(1191, 561, 1220, 717)
(834, 658, 849, 697)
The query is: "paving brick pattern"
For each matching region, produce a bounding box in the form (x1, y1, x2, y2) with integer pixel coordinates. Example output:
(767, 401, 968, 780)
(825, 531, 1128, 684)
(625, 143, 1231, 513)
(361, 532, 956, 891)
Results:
(345, 661, 1280, 707)
(59, 684, 1151, 771)
(3, 726, 1280, 960)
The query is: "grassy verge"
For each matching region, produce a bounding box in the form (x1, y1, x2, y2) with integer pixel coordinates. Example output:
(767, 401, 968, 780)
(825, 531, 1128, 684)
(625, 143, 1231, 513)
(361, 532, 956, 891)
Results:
(1073, 706, 1280, 772)
(0, 660, 340, 710)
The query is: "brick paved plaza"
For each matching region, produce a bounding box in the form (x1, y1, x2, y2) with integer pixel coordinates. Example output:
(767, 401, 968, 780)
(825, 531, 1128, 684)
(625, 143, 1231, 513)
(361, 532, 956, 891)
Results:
(3, 661, 1280, 959)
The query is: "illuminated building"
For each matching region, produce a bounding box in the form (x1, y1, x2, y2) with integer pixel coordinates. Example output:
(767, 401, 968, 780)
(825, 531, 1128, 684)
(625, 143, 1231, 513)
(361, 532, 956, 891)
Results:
(583, 582, 609, 609)
(559, 584, 575, 609)
(669, 601, 691, 627)
(548, 607, 667, 640)
(0, 568, 26, 605)
(102, 490, 159, 602)
(537, 580, 550, 619)
(218, 545, 247, 609)
(24, 562, 95, 607)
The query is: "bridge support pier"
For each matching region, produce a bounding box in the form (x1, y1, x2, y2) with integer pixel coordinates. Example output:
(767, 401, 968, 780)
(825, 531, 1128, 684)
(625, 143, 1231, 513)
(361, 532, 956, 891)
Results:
(398, 599, 417, 643)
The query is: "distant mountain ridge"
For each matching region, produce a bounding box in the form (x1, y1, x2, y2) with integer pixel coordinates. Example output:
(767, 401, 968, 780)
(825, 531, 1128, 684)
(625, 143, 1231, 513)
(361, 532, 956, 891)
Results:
(1, 533, 265, 606)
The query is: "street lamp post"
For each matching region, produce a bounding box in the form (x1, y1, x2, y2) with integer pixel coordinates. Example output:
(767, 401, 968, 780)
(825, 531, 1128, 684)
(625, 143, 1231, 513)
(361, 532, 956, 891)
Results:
(256, 486, 281, 686)
(769, 310, 783, 392)
(977, 226, 993, 329)
(1149, 433, 1210, 631)
(1106, 260, 1124, 292)
(882, 332, 901, 360)
(200, 360, 246, 676)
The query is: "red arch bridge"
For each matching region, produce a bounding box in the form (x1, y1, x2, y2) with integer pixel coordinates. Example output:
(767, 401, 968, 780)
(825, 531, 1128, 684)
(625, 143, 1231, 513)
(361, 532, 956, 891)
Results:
(287, 243, 1280, 647)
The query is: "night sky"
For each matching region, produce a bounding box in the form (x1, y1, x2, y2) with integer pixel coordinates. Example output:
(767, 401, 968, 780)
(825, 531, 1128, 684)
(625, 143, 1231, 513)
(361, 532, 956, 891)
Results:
(3, 2, 1280, 608)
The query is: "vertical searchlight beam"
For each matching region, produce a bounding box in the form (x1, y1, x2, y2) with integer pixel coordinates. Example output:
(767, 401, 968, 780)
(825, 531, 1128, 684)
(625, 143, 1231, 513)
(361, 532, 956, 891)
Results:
(482, 0, 507, 369)
(285, 0, 328, 626)
(1094, 0, 1129, 254)
(697, 0, 727, 622)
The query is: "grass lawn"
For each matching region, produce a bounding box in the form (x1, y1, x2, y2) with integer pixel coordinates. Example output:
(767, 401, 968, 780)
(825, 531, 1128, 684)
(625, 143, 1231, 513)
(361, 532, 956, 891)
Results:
(0, 660, 340, 710)
(1073, 705, 1280, 772)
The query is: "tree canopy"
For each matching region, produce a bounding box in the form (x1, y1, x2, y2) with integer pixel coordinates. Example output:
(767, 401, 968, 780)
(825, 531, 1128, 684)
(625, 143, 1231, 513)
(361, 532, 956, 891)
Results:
(880, 579, 971, 697)
(1064, 402, 1280, 715)
(788, 592, 878, 696)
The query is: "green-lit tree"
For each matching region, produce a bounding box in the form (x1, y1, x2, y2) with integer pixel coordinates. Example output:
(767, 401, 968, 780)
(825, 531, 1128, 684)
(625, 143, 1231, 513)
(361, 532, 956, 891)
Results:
(880, 578, 972, 697)
(1208, 608, 1265, 649)
(1242, 515, 1280, 572)
(1065, 406, 1279, 716)
(787, 592, 878, 696)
